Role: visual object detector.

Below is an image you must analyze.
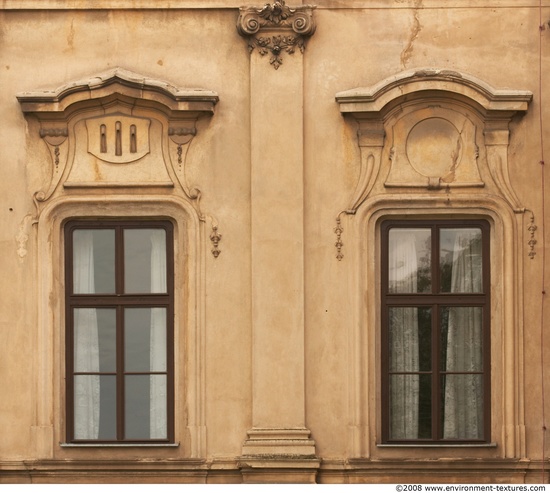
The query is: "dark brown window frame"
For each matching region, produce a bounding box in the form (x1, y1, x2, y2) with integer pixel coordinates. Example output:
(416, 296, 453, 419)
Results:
(380, 219, 491, 444)
(64, 219, 175, 444)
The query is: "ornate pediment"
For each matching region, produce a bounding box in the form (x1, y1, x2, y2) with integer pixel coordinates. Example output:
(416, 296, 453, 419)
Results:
(336, 68, 532, 212)
(17, 67, 218, 117)
(17, 68, 218, 203)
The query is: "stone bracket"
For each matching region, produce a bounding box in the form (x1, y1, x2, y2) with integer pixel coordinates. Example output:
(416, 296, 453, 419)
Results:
(35, 125, 69, 203)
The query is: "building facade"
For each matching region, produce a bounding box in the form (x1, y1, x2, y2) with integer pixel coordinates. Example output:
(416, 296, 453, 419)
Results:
(0, 0, 549, 483)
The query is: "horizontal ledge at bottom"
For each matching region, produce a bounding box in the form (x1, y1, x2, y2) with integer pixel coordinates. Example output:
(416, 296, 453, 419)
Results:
(64, 182, 175, 188)
(377, 442, 498, 448)
(60, 442, 180, 448)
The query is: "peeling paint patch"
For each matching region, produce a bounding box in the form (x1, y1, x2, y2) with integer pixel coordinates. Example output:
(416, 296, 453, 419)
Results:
(400, 0, 423, 69)
(16, 215, 33, 262)
(67, 18, 75, 50)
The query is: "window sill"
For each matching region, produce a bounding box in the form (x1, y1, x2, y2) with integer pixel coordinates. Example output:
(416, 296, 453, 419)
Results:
(377, 443, 497, 448)
(60, 442, 180, 448)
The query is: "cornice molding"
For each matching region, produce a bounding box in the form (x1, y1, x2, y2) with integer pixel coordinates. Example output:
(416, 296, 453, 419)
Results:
(336, 68, 532, 118)
(237, 1, 316, 69)
(17, 67, 219, 119)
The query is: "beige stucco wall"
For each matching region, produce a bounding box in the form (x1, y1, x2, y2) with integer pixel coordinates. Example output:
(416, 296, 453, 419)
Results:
(1, 0, 549, 483)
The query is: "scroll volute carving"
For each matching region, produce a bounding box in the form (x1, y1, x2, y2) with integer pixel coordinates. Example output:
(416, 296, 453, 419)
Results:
(345, 120, 385, 214)
(237, 0, 316, 69)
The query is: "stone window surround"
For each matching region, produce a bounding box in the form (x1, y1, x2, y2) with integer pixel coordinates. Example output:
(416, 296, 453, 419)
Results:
(336, 69, 532, 459)
(17, 69, 218, 459)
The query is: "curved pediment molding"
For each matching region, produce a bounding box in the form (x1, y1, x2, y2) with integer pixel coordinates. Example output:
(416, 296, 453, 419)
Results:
(17, 67, 219, 119)
(336, 68, 532, 118)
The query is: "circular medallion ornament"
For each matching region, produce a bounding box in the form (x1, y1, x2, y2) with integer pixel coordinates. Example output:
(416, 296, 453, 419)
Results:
(406, 117, 462, 177)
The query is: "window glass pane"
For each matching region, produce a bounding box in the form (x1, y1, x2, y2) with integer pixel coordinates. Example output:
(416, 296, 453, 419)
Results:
(125, 375, 167, 440)
(74, 375, 116, 440)
(389, 307, 431, 372)
(440, 228, 482, 293)
(124, 308, 167, 372)
(124, 229, 167, 294)
(74, 308, 116, 373)
(388, 228, 431, 293)
(441, 374, 484, 440)
(150, 375, 168, 439)
(73, 229, 115, 294)
(389, 374, 431, 440)
(440, 306, 483, 372)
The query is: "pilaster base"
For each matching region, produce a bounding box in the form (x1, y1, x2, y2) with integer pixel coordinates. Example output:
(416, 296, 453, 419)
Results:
(31, 425, 54, 459)
(240, 428, 320, 483)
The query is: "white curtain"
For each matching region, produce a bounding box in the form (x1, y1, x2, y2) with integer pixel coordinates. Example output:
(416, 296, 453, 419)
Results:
(443, 229, 483, 439)
(73, 231, 100, 439)
(388, 232, 419, 439)
(149, 230, 167, 439)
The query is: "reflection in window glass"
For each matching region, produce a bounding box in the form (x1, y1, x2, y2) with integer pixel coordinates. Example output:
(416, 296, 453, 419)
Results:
(74, 308, 116, 373)
(440, 228, 482, 293)
(124, 308, 167, 372)
(67, 222, 173, 443)
(125, 375, 167, 440)
(388, 228, 431, 293)
(383, 221, 489, 443)
(441, 375, 484, 440)
(74, 375, 116, 440)
(124, 229, 167, 294)
(73, 229, 115, 294)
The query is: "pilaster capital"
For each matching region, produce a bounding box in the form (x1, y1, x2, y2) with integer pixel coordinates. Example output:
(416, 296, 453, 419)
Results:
(237, 1, 316, 69)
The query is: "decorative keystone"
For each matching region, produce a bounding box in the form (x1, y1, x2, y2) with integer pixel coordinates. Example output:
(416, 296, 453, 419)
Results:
(237, 1, 316, 69)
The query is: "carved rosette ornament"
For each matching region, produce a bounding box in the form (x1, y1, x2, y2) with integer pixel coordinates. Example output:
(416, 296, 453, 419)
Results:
(237, 1, 316, 69)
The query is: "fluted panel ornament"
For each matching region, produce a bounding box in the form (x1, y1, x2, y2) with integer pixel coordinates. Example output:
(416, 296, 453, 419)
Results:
(237, 1, 316, 69)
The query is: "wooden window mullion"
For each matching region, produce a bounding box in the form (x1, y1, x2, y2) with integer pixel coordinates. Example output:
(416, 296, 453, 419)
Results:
(116, 225, 124, 295)
(116, 304, 124, 441)
(433, 303, 441, 441)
